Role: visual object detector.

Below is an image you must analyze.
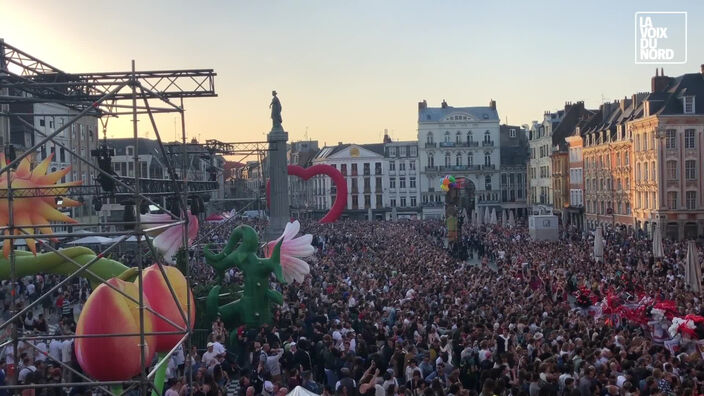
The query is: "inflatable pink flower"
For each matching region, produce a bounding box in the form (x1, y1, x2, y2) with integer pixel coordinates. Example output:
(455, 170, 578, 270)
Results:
(266, 220, 313, 284)
(140, 211, 199, 264)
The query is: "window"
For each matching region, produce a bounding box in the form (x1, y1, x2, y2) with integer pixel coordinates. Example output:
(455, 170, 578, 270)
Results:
(467, 153, 473, 166)
(686, 160, 696, 180)
(351, 164, 358, 175)
(427, 154, 434, 167)
(625, 178, 630, 190)
(642, 134, 648, 151)
(510, 128, 516, 138)
(651, 161, 656, 181)
(427, 132, 434, 143)
(626, 202, 631, 214)
(410, 176, 416, 188)
(666, 129, 676, 149)
(624, 152, 629, 165)
(485, 175, 492, 191)
(667, 160, 678, 180)
(616, 153, 621, 166)
(685, 129, 696, 149)
(444, 132, 450, 143)
(686, 191, 697, 210)
(637, 163, 641, 181)
(684, 96, 695, 114)
(39, 119, 45, 127)
(399, 177, 406, 189)
(410, 196, 417, 207)
(445, 152, 451, 167)
(400, 197, 407, 207)
(375, 162, 382, 175)
(456, 132, 461, 143)
(376, 194, 383, 208)
(375, 177, 382, 190)
(467, 131, 473, 143)
(650, 132, 655, 150)
(363, 163, 370, 175)
(389, 178, 396, 189)
(484, 152, 491, 166)
(410, 146, 417, 156)
(643, 162, 648, 181)
(635, 134, 640, 151)
(363, 177, 371, 191)
(341, 164, 347, 175)
(352, 195, 359, 209)
(455, 153, 462, 166)
(668, 191, 678, 209)
(127, 146, 134, 156)
(409, 160, 415, 170)
(399, 162, 405, 171)
(484, 131, 490, 142)
(364, 195, 371, 208)
(390, 198, 396, 207)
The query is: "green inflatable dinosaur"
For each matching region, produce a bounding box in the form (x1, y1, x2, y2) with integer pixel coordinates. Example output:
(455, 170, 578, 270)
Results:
(203, 225, 284, 343)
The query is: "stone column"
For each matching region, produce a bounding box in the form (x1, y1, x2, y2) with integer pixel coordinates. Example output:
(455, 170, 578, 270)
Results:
(266, 125, 289, 241)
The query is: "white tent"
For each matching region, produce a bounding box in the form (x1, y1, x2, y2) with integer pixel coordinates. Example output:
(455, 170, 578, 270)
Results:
(502, 210, 508, 226)
(508, 210, 515, 226)
(685, 241, 702, 293)
(490, 208, 498, 225)
(484, 207, 491, 224)
(652, 226, 664, 259)
(67, 236, 114, 245)
(593, 227, 604, 262)
(287, 386, 320, 396)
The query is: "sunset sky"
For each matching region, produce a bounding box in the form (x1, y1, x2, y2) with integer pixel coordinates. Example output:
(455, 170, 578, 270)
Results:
(2, 1, 703, 145)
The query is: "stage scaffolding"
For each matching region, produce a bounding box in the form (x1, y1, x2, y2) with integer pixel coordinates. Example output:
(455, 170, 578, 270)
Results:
(0, 39, 217, 395)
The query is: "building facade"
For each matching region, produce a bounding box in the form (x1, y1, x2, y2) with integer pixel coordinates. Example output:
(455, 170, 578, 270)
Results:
(499, 124, 529, 220)
(528, 109, 565, 210)
(417, 99, 501, 219)
(630, 68, 704, 240)
(312, 143, 387, 220)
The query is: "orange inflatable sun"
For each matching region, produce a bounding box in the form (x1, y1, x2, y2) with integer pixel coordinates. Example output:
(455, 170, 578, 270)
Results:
(0, 153, 82, 257)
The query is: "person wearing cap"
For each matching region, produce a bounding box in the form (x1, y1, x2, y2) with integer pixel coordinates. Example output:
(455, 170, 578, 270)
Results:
(202, 342, 218, 367)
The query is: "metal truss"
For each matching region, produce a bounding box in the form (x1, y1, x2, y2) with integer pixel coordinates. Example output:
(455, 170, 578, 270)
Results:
(0, 40, 215, 395)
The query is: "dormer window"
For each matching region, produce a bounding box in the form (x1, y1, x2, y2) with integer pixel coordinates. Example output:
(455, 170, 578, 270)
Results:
(684, 96, 695, 114)
(510, 129, 516, 138)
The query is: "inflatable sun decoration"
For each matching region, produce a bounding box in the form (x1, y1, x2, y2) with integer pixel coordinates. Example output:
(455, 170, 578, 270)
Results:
(0, 153, 81, 257)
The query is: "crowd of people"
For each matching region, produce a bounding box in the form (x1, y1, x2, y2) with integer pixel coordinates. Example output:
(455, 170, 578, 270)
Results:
(1, 216, 704, 396)
(216, 219, 704, 396)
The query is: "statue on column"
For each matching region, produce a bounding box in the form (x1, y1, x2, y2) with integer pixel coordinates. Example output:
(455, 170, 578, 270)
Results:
(270, 90, 282, 128)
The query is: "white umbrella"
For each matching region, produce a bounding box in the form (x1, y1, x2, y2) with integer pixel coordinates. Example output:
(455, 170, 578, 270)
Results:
(685, 241, 702, 293)
(652, 226, 664, 259)
(502, 210, 508, 226)
(593, 227, 604, 262)
(508, 210, 515, 226)
(67, 236, 114, 245)
(484, 207, 491, 224)
(490, 208, 498, 225)
(477, 207, 484, 226)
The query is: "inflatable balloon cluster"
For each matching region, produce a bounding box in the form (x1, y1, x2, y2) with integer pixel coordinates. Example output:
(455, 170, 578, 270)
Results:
(441, 175, 457, 192)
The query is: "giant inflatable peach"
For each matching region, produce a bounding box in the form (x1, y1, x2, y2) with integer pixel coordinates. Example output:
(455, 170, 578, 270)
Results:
(142, 264, 195, 352)
(75, 278, 157, 380)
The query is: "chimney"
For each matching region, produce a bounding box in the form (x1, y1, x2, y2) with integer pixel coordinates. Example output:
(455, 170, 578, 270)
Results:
(602, 102, 611, 122)
(489, 99, 496, 110)
(418, 100, 427, 111)
(441, 99, 448, 109)
(651, 68, 670, 93)
(383, 129, 391, 144)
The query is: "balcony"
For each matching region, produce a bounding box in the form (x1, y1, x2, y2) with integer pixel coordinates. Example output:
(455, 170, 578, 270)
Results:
(482, 164, 496, 170)
(439, 142, 456, 148)
(425, 166, 439, 172)
(482, 140, 494, 147)
(425, 142, 437, 148)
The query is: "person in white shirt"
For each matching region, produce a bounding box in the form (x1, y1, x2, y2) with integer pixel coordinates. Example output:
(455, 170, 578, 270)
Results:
(201, 343, 218, 367)
(48, 337, 62, 363)
(212, 336, 226, 357)
(61, 338, 73, 383)
(34, 339, 48, 363)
